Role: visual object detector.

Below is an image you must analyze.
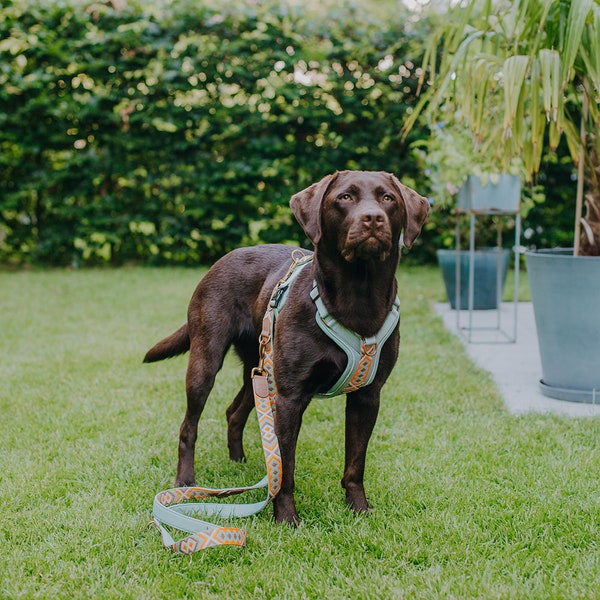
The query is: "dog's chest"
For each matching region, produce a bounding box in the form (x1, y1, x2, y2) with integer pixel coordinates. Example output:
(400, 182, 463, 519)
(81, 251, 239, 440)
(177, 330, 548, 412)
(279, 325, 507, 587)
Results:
(269, 257, 399, 398)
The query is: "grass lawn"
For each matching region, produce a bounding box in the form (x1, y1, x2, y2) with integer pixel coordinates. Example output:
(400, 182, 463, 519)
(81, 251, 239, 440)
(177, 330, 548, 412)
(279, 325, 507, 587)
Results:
(1, 263, 598, 599)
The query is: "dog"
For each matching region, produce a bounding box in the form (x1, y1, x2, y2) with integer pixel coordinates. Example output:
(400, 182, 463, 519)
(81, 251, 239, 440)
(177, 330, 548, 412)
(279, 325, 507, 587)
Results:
(144, 170, 429, 525)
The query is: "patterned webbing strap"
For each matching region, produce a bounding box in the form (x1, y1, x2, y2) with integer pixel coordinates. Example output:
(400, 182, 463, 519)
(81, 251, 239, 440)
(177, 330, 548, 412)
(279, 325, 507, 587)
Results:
(151, 386, 281, 553)
(151, 251, 311, 554)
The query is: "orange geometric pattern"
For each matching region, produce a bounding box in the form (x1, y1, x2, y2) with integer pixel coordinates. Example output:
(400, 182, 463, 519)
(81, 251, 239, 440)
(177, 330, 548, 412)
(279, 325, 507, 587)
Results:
(172, 526, 246, 554)
(345, 340, 377, 392)
(254, 384, 282, 499)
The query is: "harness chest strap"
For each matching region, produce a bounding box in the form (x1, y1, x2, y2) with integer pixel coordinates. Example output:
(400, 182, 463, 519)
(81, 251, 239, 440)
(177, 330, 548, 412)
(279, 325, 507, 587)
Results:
(309, 283, 400, 397)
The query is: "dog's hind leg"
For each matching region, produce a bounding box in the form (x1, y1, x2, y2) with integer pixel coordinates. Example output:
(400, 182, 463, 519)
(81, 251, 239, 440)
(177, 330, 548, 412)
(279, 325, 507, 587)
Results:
(175, 337, 227, 487)
(225, 337, 260, 462)
(225, 364, 255, 462)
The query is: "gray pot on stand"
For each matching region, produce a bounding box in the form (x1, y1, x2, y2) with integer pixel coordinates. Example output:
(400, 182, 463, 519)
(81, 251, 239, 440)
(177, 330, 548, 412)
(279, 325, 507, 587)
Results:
(457, 174, 521, 213)
(450, 173, 521, 342)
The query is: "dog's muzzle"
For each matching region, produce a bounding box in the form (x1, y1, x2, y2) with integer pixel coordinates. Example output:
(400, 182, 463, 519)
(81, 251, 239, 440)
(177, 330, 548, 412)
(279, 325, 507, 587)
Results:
(342, 212, 393, 262)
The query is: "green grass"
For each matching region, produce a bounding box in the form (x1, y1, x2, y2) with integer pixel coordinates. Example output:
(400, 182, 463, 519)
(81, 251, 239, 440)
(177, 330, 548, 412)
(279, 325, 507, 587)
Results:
(1, 265, 598, 599)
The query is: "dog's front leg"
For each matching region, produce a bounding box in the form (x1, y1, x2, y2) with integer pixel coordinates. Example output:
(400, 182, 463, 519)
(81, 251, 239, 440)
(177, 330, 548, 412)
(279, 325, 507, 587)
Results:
(272, 395, 309, 525)
(341, 389, 380, 513)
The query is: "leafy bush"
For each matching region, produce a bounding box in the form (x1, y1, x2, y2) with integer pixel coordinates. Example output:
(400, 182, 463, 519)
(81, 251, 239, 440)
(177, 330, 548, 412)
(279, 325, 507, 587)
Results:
(0, 0, 427, 266)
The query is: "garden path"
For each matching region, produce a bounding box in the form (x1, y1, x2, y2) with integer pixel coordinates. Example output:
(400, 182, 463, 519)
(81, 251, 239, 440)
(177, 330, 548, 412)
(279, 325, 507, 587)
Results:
(435, 302, 600, 417)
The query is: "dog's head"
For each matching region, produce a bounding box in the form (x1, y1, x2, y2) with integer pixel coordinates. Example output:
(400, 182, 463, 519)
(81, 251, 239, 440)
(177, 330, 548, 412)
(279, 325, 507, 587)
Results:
(290, 170, 429, 262)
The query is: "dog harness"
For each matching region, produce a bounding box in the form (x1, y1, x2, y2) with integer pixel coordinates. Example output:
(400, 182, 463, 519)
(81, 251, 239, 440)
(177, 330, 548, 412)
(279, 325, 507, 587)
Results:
(310, 282, 400, 396)
(269, 253, 400, 397)
(151, 250, 400, 553)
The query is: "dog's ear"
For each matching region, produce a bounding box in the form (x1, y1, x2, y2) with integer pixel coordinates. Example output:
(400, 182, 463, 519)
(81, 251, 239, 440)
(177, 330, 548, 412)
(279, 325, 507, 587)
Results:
(389, 174, 430, 249)
(290, 173, 337, 245)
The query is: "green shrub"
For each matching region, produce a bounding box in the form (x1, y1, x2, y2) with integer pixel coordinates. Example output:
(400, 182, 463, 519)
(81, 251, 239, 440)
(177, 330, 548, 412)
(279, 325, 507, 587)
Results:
(0, 0, 426, 266)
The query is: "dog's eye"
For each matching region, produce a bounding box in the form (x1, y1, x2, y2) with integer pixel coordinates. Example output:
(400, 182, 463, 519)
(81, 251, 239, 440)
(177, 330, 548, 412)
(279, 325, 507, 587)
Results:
(382, 194, 395, 202)
(338, 193, 353, 201)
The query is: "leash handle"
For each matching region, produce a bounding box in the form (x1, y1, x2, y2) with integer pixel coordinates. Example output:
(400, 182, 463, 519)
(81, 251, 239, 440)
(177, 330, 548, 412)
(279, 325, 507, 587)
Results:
(152, 368, 282, 554)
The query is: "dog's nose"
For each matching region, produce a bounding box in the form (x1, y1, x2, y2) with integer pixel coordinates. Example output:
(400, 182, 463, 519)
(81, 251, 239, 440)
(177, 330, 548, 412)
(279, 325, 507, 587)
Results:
(360, 209, 386, 228)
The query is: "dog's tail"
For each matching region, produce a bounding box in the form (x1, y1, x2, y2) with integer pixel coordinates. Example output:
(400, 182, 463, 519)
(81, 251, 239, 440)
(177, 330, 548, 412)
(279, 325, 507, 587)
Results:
(143, 324, 190, 363)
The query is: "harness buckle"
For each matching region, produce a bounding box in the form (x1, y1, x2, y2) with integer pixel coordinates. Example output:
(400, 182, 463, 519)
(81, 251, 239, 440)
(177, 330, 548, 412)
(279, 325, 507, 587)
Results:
(362, 342, 378, 357)
(270, 286, 286, 309)
(270, 250, 311, 310)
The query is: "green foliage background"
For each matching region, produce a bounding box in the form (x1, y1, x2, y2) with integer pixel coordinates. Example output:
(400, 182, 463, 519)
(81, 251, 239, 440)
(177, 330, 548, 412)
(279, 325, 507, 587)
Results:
(0, 0, 426, 266)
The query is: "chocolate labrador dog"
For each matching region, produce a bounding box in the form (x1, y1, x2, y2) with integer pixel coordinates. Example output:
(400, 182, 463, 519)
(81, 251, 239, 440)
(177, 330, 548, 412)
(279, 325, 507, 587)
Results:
(144, 170, 429, 524)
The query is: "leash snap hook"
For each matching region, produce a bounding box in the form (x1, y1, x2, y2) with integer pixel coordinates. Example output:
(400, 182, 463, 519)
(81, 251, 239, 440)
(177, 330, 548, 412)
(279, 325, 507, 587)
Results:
(251, 367, 264, 379)
(270, 286, 285, 308)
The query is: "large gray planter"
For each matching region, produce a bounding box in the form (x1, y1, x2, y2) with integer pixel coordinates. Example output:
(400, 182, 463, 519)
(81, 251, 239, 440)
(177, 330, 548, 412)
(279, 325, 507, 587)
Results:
(437, 248, 510, 310)
(525, 248, 600, 402)
(457, 174, 521, 213)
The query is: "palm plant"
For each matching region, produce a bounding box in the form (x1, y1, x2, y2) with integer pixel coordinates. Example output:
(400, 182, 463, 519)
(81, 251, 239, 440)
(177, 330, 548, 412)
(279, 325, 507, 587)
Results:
(405, 0, 600, 256)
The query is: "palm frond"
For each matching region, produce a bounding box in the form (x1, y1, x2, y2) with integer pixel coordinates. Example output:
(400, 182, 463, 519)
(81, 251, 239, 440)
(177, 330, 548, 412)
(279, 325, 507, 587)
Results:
(539, 49, 561, 122)
(502, 55, 529, 140)
(561, 0, 594, 84)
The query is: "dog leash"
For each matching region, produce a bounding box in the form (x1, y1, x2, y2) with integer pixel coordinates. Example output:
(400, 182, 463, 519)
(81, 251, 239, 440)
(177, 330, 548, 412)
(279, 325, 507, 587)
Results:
(151, 383, 280, 553)
(151, 250, 311, 554)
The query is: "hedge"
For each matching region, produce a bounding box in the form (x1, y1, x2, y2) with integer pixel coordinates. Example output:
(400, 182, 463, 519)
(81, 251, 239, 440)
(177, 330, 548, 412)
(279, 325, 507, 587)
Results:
(0, 0, 427, 266)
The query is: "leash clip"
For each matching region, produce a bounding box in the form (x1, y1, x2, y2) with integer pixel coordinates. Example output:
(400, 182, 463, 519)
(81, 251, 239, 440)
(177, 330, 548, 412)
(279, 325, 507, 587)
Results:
(251, 367, 264, 379)
(270, 286, 286, 309)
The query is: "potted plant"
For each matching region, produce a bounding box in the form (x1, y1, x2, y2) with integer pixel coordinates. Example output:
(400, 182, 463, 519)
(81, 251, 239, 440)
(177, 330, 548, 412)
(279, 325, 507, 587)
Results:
(414, 123, 521, 310)
(413, 122, 524, 211)
(405, 0, 600, 402)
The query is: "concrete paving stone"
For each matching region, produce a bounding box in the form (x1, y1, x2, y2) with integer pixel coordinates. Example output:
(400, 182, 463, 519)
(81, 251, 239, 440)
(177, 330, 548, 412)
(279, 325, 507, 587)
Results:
(434, 302, 600, 417)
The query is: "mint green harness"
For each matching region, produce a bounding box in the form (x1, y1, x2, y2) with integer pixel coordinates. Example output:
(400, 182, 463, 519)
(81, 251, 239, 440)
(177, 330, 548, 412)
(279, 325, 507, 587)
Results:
(272, 255, 400, 397)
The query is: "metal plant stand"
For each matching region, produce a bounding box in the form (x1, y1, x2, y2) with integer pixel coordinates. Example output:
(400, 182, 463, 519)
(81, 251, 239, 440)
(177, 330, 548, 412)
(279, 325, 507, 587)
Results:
(454, 206, 521, 343)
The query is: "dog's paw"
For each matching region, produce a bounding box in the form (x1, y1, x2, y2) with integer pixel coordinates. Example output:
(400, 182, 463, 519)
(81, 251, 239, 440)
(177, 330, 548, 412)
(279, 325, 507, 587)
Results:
(274, 511, 301, 527)
(175, 477, 196, 488)
(228, 451, 247, 463)
(348, 498, 372, 514)
(273, 496, 301, 526)
(344, 485, 371, 513)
